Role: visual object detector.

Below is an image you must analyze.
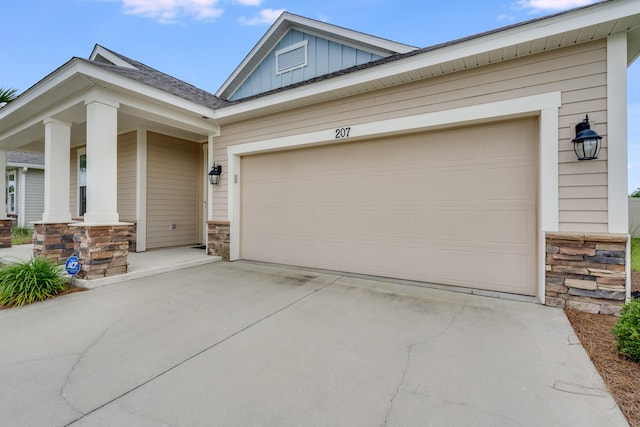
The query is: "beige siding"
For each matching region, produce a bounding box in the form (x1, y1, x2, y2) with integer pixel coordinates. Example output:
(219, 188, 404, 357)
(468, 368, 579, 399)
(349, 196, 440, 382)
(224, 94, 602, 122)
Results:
(214, 40, 608, 231)
(24, 169, 44, 227)
(117, 131, 137, 221)
(147, 132, 201, 249)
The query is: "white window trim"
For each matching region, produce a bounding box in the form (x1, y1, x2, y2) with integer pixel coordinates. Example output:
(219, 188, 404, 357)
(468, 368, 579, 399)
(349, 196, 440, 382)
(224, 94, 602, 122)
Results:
(77, 148, 86, 217)
(275, 40, 308, 75)
(227, 92, 562, 303)
(6, 170, 16, 215)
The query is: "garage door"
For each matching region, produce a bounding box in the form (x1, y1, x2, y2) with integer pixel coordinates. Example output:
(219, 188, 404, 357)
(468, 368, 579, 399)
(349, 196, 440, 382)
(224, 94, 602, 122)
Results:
(241, 117, 538, 295)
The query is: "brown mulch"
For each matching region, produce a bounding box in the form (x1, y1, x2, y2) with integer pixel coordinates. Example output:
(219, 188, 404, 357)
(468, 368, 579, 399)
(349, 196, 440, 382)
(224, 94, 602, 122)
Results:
(565, 272, 640, 427)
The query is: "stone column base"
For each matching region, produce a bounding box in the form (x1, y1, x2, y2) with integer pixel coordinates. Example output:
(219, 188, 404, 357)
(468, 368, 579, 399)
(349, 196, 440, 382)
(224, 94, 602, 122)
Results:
(207, 221, 230, 261)
(0, 219, 12, 248)
(73, 224, 130, 280)
(545, 232, 628, 315)
(32, 222, 75, 263)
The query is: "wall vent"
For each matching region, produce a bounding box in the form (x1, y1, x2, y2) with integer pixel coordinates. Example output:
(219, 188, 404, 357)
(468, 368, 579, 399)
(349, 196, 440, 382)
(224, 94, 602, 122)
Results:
(276, 40, 308, 75)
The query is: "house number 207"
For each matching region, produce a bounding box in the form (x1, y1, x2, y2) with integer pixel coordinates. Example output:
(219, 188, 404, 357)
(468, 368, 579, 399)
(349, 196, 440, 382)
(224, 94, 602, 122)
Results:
(335, 127, 351, 139)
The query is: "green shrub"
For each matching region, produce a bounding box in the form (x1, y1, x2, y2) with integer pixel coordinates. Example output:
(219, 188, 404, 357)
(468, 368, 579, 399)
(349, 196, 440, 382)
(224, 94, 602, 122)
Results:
(612, 299, 640, 362)
(0, 257, 67, 307)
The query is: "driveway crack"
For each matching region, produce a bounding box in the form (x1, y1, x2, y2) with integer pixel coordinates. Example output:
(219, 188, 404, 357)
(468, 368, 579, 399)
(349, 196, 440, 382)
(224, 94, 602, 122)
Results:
(64, 276, 341, 426)
(381, 301, 467, 427)
(61, 315, 127, 417)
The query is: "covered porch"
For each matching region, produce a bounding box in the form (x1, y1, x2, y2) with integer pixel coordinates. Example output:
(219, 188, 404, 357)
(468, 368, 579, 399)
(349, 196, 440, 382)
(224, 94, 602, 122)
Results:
(0, 47, 225, 279)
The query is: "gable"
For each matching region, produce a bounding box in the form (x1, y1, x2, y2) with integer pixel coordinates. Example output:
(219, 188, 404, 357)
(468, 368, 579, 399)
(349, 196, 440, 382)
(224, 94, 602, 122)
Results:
(229, 29, 385, 101)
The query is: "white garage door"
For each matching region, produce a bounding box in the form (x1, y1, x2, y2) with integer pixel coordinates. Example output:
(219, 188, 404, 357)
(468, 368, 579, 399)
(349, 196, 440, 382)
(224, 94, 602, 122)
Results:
(241, 118, 538, 295)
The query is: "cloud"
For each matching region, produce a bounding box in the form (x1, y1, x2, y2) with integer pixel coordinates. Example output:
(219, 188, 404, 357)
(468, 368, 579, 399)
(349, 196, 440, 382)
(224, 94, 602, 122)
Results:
(120, 0, 224, 23)
(240, 8, 285, 25)
(234, 0, 262, 5)
(517, 0, 600, 13)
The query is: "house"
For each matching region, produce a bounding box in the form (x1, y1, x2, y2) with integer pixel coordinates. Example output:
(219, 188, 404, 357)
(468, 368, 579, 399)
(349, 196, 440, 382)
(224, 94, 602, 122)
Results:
(0, 0, 638, 313)
(5, 151, 45, 229)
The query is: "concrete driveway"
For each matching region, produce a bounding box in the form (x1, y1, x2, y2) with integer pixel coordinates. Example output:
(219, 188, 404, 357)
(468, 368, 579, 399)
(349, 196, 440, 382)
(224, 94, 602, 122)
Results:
(0, 262, 627, 426)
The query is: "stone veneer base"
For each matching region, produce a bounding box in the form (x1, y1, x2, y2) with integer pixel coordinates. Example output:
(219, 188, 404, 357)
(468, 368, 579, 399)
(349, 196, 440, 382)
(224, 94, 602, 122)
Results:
(32, 222, 75, 263)
(545, 232, 628, 315)
(0, 219, 12, 248)
(73, 225, 130, 280)
(207, 221, 230, 261)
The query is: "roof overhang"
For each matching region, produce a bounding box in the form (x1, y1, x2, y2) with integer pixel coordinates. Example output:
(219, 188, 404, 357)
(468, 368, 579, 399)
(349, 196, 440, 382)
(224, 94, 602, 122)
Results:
(214, 0, 640, 124)
(0, 59, 220, 150)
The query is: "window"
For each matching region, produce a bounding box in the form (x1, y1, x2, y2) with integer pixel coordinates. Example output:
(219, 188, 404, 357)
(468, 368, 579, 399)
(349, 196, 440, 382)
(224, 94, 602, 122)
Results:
(78, 150, 87, 216)
(275, 40, 308, 75)
(6, 171, 15, 215)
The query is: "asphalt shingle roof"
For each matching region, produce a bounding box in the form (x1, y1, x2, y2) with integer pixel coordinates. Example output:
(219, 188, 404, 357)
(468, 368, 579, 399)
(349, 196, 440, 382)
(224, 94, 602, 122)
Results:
(85, 46, 228, 110)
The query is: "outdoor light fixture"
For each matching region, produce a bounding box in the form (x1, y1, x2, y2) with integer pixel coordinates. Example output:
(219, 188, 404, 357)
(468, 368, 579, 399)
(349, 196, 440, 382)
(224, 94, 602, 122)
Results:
(572, 114, 602, 160)
(208, 164, 222, 184)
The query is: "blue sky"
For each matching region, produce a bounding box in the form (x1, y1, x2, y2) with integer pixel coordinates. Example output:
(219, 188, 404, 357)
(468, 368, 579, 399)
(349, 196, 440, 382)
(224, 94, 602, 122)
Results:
(3, 0, 639, 191)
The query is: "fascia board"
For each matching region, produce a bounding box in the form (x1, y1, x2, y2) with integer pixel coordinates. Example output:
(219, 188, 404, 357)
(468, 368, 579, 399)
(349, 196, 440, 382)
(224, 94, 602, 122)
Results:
(89, 45, 138, 69)
(0, 60, 217, 140)
(214, 0, 640, 121)
(7, 163, 44, 170)
(285, 14, 417, 53)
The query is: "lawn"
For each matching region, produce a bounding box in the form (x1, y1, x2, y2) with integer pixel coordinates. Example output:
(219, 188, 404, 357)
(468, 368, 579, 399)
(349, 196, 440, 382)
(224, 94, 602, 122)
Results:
(11, 226, 32, 245)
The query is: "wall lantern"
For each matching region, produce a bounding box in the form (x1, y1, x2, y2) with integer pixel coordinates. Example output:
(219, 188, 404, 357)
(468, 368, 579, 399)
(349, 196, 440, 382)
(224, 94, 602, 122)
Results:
(572, 115, 602, 161)
(208, 164, 222, 184)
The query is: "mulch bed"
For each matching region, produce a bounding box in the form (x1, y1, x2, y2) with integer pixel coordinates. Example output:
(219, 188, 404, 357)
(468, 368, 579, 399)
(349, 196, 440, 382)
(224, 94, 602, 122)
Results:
(565, 272, 640, 427)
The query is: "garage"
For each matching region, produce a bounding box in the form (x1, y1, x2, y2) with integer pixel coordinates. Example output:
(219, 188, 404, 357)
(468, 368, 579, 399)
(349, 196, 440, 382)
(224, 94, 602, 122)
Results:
(240, 117, 538, 296)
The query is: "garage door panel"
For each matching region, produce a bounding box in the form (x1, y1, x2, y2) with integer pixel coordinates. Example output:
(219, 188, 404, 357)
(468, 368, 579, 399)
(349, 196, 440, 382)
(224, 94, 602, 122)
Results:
(241, 118, 538, 295)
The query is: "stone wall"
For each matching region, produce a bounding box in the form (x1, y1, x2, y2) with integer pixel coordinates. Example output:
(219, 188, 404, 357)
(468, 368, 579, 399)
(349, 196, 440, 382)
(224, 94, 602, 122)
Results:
(545, 232, 627, 315)
(207, 221, 230, 261)
(0, 219, 12, 248)
(73, 225, 129, 280)
(32, 222, 75, 263)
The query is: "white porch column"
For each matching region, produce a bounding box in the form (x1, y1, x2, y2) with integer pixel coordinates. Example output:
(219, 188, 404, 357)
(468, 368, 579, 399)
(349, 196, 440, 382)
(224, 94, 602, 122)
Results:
(84, 97, 120, 224)
(607, 32, 628, 234)
(0, 149, 6, 219)
(42, 118, 72, 222)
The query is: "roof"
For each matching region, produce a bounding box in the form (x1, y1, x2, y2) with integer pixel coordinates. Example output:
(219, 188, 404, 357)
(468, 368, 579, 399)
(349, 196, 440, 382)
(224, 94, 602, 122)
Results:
(7, 151, 44, 166)
(88, 45, 228, 109)
(216, 11, 418, 100)
(214, 0, 640, 122)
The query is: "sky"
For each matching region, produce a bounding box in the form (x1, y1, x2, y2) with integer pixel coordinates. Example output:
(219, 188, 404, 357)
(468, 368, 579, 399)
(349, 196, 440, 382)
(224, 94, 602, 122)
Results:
(2, 0, 639, 192)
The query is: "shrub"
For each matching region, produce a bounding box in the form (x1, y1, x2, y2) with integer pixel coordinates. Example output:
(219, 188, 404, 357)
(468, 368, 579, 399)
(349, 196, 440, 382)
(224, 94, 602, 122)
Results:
(612, 299, 640, 362)
(0, 257, 67, 307)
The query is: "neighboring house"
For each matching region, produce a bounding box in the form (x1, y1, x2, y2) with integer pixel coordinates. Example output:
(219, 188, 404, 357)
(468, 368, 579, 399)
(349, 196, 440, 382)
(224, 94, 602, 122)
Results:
(0, 0, 638, 313)
(5, 151, 44, 228)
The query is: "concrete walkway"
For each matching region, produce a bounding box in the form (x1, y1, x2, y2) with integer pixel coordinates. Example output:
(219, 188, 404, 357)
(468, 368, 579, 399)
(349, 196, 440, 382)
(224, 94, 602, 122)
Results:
(0, 244, 219, 288)
(0, 261, 627, 426)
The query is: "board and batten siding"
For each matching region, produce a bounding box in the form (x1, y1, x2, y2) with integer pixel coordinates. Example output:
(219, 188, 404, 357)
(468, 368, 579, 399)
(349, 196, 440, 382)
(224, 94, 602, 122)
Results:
(214, 39, 609, 232)
(146, 132, 201, 249)
(24, 169, 44, 227)
(117, 131, 137, 221)
(231, 29, 383, 101)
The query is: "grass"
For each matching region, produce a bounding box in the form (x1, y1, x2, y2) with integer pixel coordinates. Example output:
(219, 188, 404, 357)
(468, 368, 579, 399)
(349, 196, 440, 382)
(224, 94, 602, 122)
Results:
(11, 226, 32, 245)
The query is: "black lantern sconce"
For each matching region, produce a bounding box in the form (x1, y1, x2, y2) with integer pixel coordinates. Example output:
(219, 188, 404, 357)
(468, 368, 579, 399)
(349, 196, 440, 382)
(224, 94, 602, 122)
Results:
(572, 115, 602, 161)
(208, 163, 222, 184)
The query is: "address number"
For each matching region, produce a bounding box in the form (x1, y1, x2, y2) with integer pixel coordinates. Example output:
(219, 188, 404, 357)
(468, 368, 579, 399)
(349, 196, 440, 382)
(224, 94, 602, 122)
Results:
(335, 127, 351, 139)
